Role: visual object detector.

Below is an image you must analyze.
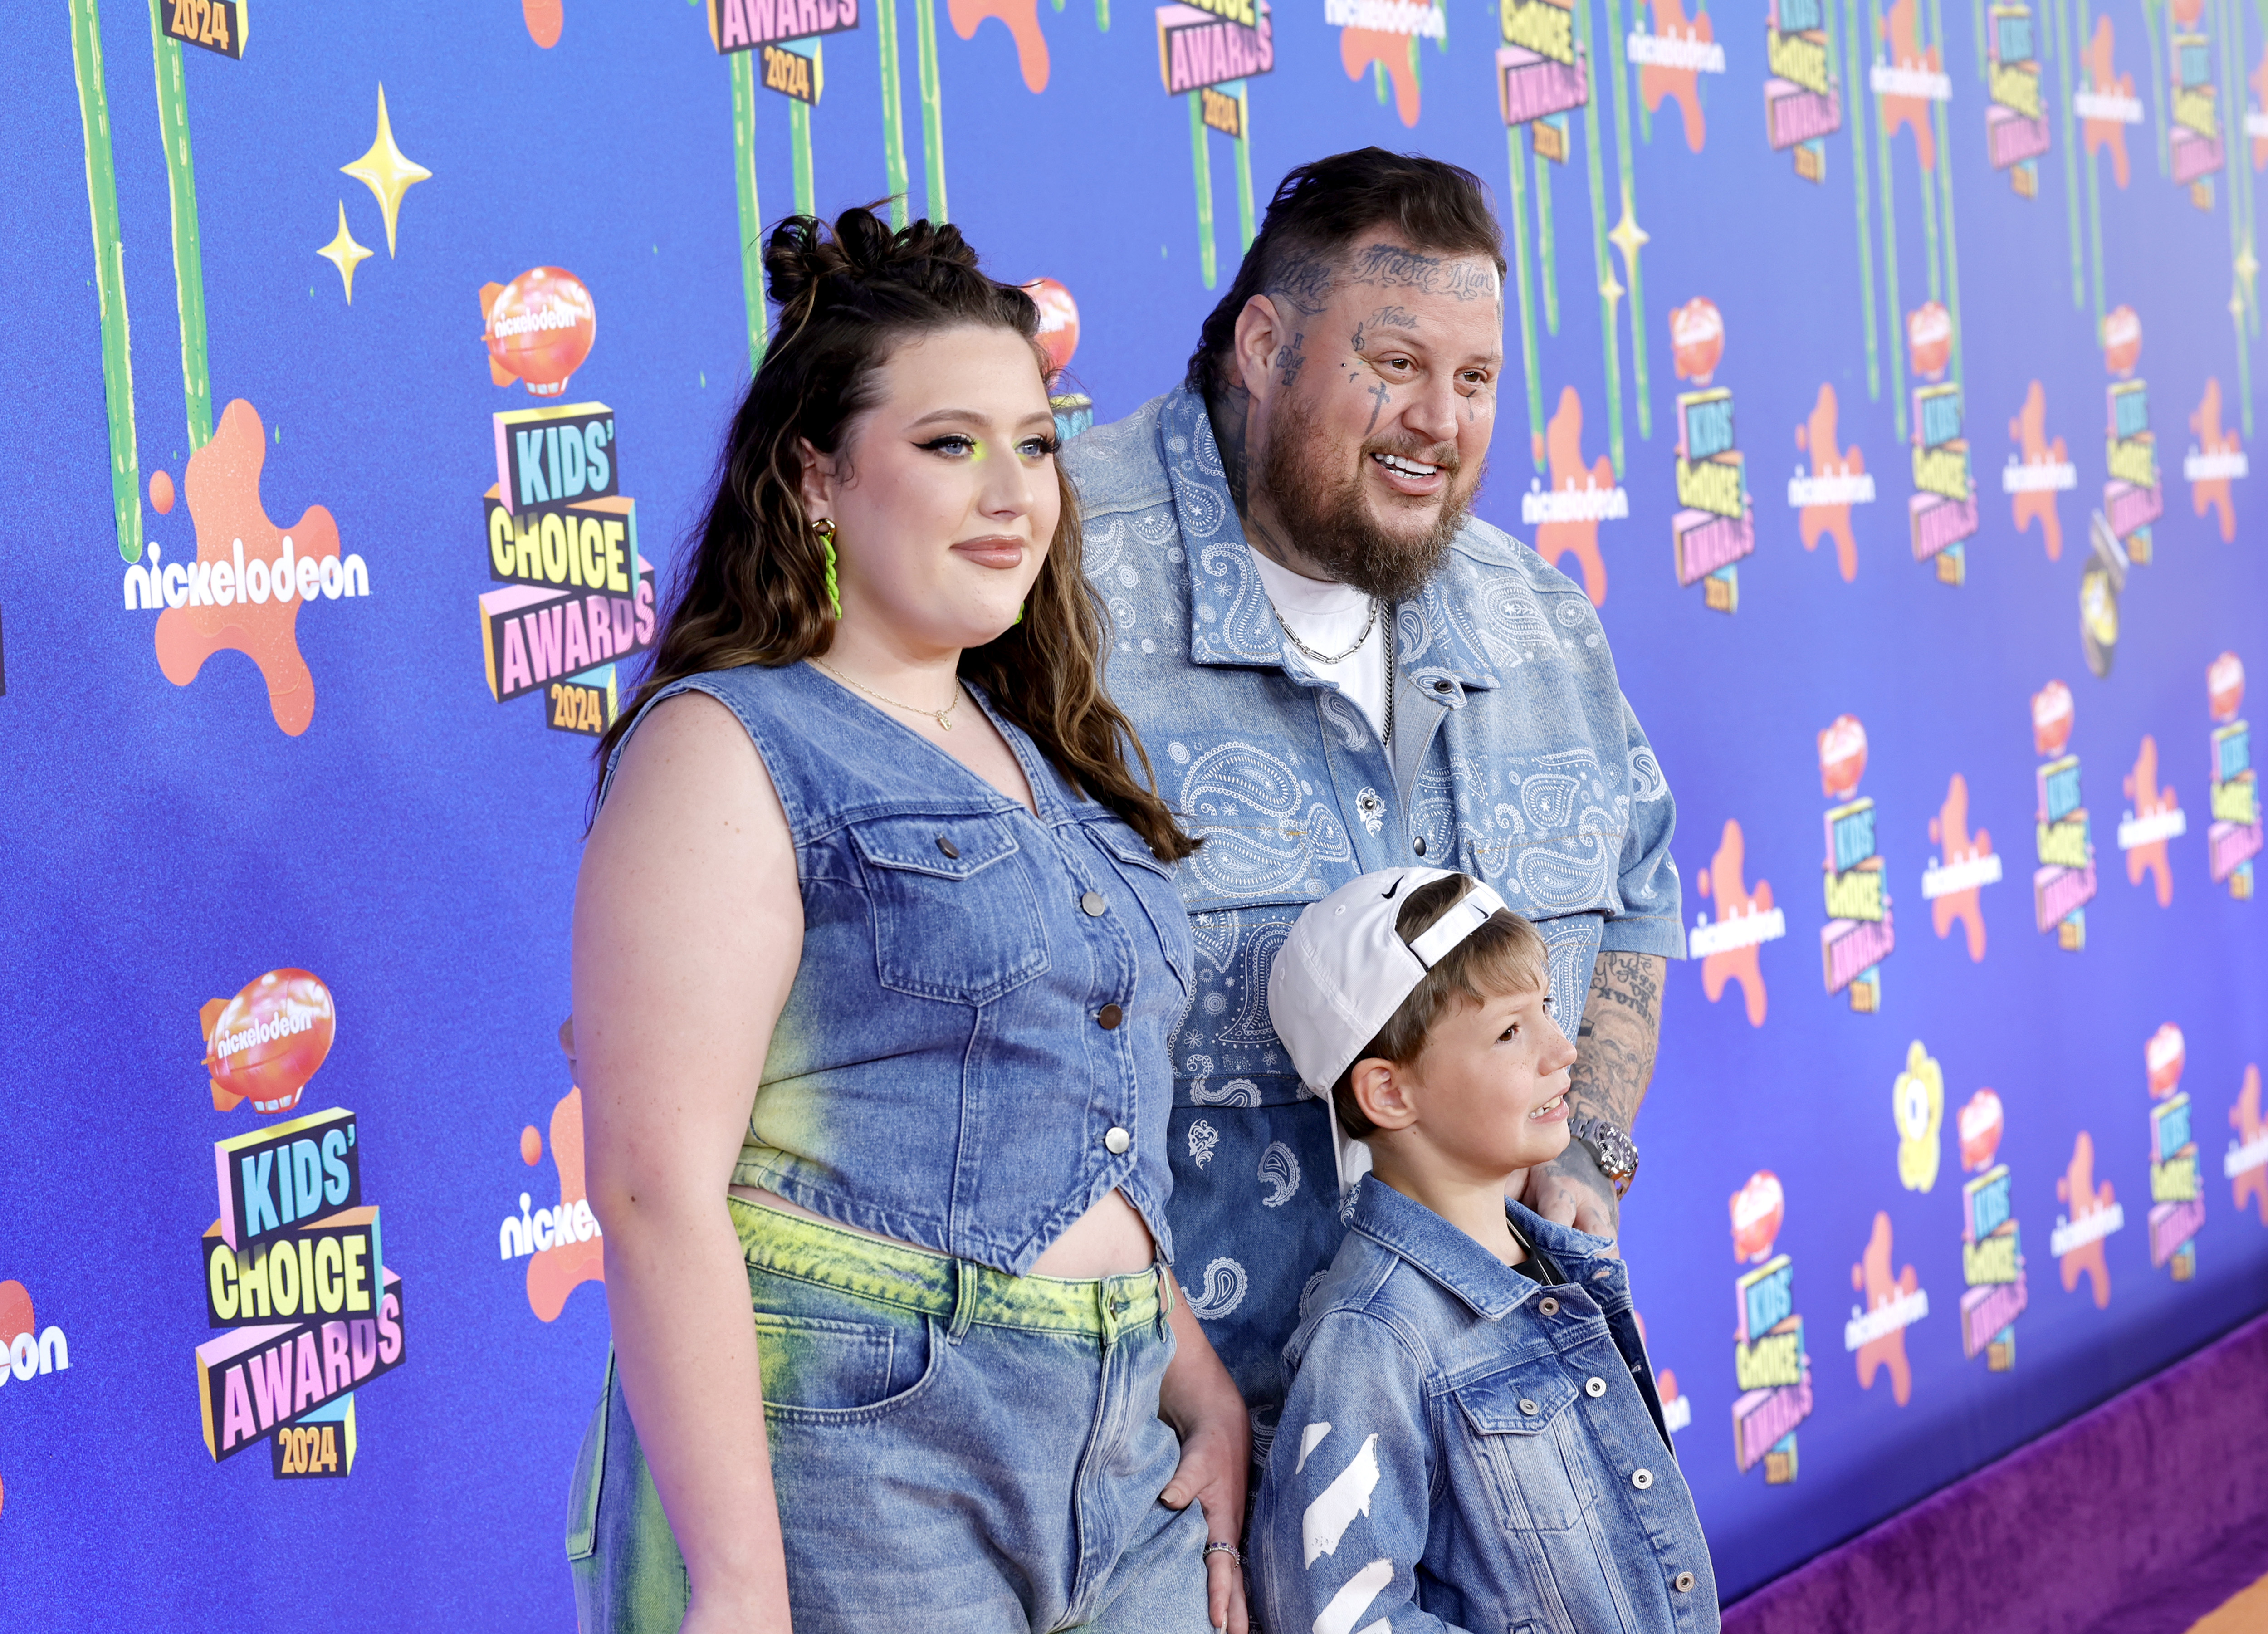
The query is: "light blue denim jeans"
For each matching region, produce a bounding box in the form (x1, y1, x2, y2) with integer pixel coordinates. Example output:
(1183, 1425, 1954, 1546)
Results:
(567, 1199, 1212, 1632)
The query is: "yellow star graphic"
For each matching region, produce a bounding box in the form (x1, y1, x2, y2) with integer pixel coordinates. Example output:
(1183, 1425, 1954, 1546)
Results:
(341, 85, 431, 257)
(1608, 183, 1651, 279)
(1600, 267, 1626, 318)
(2236, 240, 2259, 303)
(318, 201, 374, 303)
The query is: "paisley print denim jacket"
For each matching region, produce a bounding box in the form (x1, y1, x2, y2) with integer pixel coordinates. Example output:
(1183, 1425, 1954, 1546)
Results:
(1065, 387, 1682, 1430)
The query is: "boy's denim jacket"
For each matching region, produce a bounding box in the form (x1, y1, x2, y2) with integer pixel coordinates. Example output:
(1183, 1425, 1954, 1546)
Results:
(1253, 1179, 1720, 1634)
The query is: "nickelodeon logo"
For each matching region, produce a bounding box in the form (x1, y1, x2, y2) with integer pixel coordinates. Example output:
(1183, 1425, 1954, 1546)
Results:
(0, 1281, 70, 1389)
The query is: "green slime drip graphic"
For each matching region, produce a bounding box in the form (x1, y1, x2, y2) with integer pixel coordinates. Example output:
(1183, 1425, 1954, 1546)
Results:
(1846, 0, 1883, 401)
(1188, 91, 1218, 290)
(2142, 0, 2170, 178)
(1535, 139, 1562, 335)
(790, 41, 817, 218)
(878, 0, 910, 226)
(1576, 0, 1627, 477)
(1928, 0, 1964, 389)
(2053, 0, 2087, 312)
(2217, 0, 2254, 432)
(147, 0, 212, 454)
(916, 0, 948, 220)
(731, 50, 769, 370)
(70, 0, 143, 564)
(1232, 83, 1257, 252)
(1505, 127, 1548, 469)
(1868, 0, 1909, 438)
(1600, 0, 1652, 438)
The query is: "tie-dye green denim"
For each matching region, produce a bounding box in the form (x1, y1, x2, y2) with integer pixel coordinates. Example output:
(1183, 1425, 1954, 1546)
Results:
(568, 1200, 1213, 1632)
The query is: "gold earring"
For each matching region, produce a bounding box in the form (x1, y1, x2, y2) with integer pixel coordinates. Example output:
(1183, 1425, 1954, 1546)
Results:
(813, 519, 841, 620)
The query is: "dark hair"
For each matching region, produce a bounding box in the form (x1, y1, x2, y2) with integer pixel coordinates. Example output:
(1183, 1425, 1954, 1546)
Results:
(1330, 873, 1549, 1140)
(595, 205, 1196, 863)
(1185, 148, 1506, 406)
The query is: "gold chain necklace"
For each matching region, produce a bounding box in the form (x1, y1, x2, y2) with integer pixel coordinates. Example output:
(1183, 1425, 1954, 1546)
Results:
(809, 658, 965, 731)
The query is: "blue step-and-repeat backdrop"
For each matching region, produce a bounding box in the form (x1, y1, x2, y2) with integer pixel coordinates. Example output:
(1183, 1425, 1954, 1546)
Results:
(5, 0, 2266, 1623)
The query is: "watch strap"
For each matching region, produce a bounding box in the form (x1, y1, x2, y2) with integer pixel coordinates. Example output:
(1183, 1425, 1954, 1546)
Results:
(1567, 1114, 1640, 1199)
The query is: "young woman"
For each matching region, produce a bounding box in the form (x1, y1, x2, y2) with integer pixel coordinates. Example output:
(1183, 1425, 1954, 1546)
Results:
(567, 206, 1251, 1634)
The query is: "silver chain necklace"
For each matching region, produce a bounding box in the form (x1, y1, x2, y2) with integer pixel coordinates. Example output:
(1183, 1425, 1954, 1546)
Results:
(809, 658, 965, 731)
(1266, 592, 1380, 666)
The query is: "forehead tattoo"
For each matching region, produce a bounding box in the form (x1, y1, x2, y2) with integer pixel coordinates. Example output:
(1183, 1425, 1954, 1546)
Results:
(1265, 245, 1498, 318)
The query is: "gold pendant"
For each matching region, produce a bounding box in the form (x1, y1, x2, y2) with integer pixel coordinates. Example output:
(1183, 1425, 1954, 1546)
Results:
(938, 715, 953, 730)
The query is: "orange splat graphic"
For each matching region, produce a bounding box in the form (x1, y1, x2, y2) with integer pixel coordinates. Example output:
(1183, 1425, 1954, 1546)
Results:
(523, 0, 563, 48)
(2232, 1066, 2268, 1224)
(1927, 773, 1993, 961)
(2253, 45, 2268, 169)
(2123, 735, 2178, 906)
(2170, 0, 2203, 26)
(1794, 383, 1865, 582)
(1695, 819, 1772, 1027)
(1536, 387, 1614, 606)
(2190, 377, 2241, 542)
(949, 0, 1050, 92)
(2008, 381, 2068, 560)
(1877, 0, 1940, 169)
(1341, 30, 1422, 126)
(528, 1087, 606, 1321)
(2082, 18, 2135, 188)
(1640, 0, 1711, 151)
(153, 401, 339, 736)
(1850, 1212, 1918, 1405)
(2056, 1130, 2115, 1307)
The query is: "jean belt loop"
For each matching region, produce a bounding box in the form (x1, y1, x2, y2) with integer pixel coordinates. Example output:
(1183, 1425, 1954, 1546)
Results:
(949, 1258, 978, 1344)
(1157, 1265, 1176, 1335)
(1097, 1278, 1124, 1348)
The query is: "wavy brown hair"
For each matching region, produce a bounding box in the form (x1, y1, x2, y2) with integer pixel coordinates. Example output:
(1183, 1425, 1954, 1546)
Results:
(594, 204, 1196, 862)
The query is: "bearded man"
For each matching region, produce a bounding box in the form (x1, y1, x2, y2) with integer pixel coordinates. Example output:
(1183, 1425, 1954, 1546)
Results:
(1065, 148, 1683, 1448)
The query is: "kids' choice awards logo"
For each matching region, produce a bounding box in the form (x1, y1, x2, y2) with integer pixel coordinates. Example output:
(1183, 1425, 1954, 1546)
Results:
(192, 974, 404, 1479)
(2030, 680, 2098, 950)
(2144, 1024, 2205, 1279)
(1818, 714, 1894, 1011)
(2228, 1064, 2268, 1224)
(1495, 0, 1589, 167)
(1763, 0, 1841, 180)
(1668, 299, 1756, 613)
(2098, 307, 2163, 573)
(1983, 1, 2049, 194)
(2205, 651, 2261, 897)
(1730, 1170, 1811, 1486)
(1956, 1088, 2028, 1370)
(2165, 5, 2225, 206)
(473, 268, 656, 741)
(1905, 303, 1981, 584)
(118, 401, 375, 737)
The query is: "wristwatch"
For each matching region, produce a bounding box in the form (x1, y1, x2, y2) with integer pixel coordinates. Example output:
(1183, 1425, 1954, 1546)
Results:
(1567, 1115, 1641, 1200)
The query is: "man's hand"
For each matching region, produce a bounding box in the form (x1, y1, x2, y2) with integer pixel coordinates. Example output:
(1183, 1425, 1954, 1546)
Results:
(1158, 1288, 1252, 1633)
(1521, 951, 1665, 1247)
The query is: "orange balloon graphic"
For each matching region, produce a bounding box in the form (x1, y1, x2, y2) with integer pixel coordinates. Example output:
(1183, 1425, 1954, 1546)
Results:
(1818, 714, 1868, 797)
(1906, 301, 1951, 379)
(2031, 679, 2074, 755)
(1730, 1170, 1786, 1263)
(523, 0, 564, 47)
(2209, 651, 2246, 723)
(150, 470, 176, 515)
(2146, 1023, 2185, 1098)
(2102, 306, 2142, 376)
(201, 969, 336, 1115)
(1669, 298, 1724, 383)
(482, 268, 597, 397)
(521, 1125, 543, 1165)
(1023, 278, 1080, 382)
(1958, 1088, 2005, 1171)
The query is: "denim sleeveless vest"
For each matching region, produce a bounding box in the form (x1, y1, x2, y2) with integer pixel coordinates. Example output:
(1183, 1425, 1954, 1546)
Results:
(598, 660, 1194, 1274)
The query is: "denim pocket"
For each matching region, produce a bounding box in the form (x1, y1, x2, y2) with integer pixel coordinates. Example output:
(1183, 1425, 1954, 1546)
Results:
(1454, 1361, 1590, 1532)
(754, 1310, 942, 1424)
(565, 1349, 613, 1561)
(849, 813, 1048, 1004)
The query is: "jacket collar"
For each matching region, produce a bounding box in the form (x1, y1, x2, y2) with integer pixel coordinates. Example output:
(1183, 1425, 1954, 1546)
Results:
(1155, 387, 1501, 692)
(1348, 1174, 1561, 1321)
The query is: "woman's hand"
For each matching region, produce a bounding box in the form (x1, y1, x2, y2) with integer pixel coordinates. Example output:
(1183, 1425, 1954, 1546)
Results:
(1158, 1286, 1252, 1634)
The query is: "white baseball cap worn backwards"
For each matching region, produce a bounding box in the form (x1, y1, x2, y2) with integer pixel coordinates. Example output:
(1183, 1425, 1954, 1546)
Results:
(1267, 867, 1513, 1192)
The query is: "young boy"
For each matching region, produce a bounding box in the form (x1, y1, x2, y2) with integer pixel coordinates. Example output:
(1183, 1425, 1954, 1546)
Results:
(1253, 868, 1718, 1634)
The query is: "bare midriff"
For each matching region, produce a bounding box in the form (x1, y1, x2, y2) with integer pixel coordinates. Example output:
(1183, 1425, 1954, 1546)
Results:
(729, 1184, 1158, 1280)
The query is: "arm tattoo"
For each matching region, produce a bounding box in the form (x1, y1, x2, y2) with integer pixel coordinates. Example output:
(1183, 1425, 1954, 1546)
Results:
(1567, 951, 1664, 1130)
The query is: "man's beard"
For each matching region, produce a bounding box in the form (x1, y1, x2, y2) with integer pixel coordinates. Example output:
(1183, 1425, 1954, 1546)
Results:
(1253, 400, 1481, 603)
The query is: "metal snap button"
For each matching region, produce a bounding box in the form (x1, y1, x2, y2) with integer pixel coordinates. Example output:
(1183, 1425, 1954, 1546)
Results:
(935, 835, 960, 859)
(1080, 890, 1108, 916)
(1104, 1126, 1132, 1155)
(1535, 1296, 1559, 1316)
(1432, 678, 1452, 693)
(1518, 1399, 1540, 1416)
(1674, 1572, 1696, 1594)
(1413, 835, 1427, 856)
(1097, 1003, 1125, 1030)
(1631, 1468, 1654, 1490)
(1585, 1376, 1608, 1398)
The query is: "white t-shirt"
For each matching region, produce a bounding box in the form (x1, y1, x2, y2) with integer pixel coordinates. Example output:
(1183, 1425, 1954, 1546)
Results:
(1247, 547, 1388, 742)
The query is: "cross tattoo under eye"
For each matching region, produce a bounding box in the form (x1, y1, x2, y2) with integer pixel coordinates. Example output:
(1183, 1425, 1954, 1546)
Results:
(1364, 380, 1392, 433)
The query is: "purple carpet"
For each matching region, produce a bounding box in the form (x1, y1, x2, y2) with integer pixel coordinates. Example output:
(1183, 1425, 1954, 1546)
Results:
(1723, 1311, 2268, 1634)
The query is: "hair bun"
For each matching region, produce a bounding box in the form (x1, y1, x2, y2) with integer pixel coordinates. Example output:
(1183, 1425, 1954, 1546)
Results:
(763, 205, 988, 316)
